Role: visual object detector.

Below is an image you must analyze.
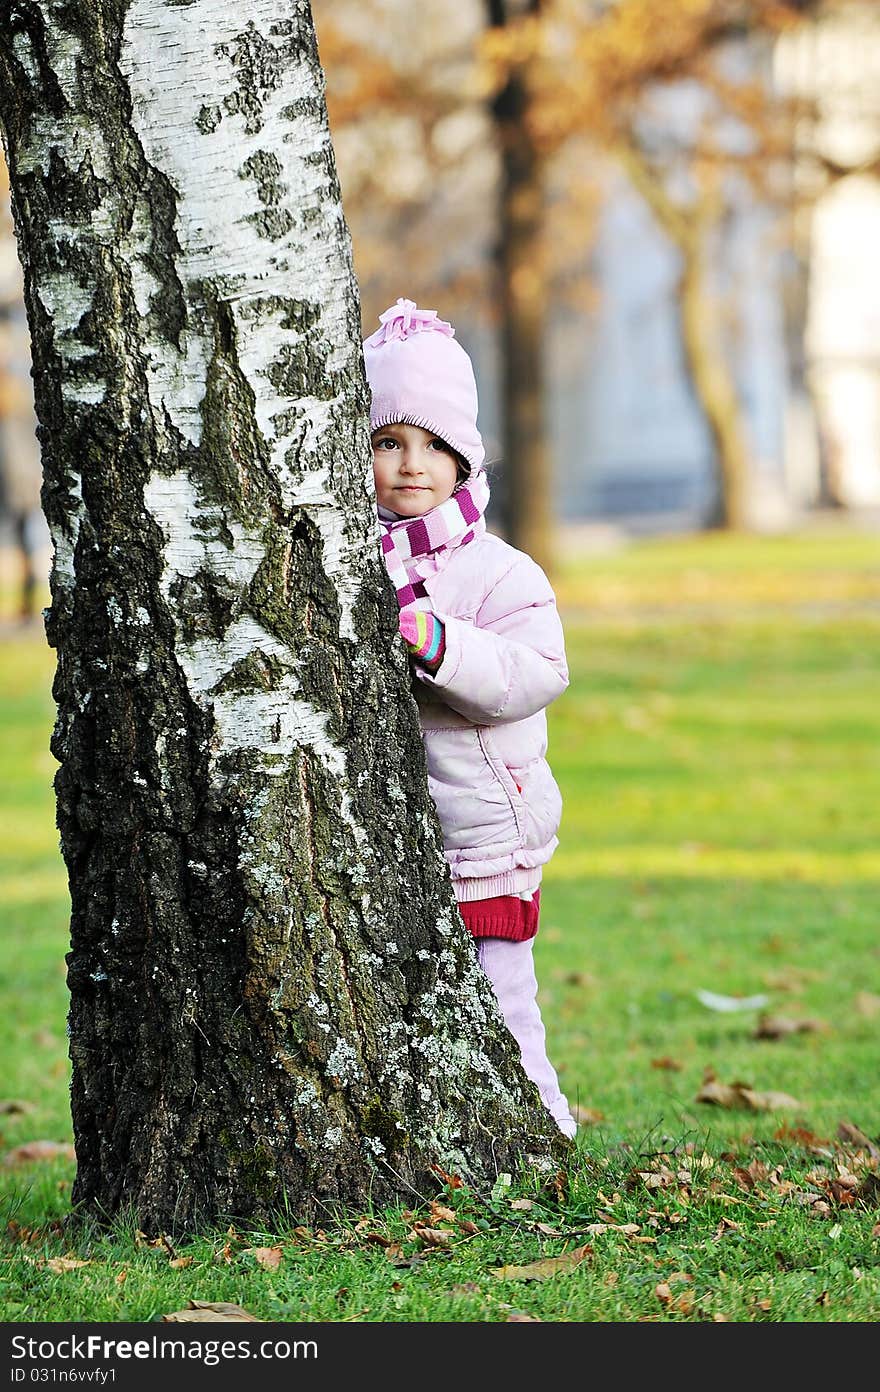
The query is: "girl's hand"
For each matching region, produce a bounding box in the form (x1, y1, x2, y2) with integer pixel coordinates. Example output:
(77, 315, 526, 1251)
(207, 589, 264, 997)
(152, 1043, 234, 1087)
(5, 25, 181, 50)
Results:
(399, 609, 446, 672)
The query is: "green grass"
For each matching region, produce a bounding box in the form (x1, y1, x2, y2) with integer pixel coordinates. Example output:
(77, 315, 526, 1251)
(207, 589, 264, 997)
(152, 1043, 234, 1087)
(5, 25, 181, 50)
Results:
(1, 525, 879, 1322)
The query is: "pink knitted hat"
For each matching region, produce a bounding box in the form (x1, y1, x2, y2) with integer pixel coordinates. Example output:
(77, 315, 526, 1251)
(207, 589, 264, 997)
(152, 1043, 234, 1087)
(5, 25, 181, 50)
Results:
(363, 297, 485, 473)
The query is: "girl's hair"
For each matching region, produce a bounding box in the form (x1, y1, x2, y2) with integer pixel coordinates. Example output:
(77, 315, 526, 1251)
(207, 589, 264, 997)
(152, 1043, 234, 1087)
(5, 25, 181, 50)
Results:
(453, 452, 470, 488)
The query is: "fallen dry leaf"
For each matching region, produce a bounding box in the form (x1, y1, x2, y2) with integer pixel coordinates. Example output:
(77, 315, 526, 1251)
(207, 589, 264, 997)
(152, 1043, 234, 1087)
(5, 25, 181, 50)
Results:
(411, 1226, 452, 1248)
(3, 1140, 76, 1166)
(650, 1056, 682, 1072)
(510, 1198, 534, 1211)
(837, 1122, 880, 1159)
(571, 1104, 604, 1125)
(0, 1100, 35, 1115)
(854, 991, 880, 1018)
(493, 1243, 592, 1282)
(168, 1257, 192, 1270)
(245, 1246, 282, 1271)
(754, 1014, 825, 1039)
(429, 1163, 463, 1188)
(46, 1256, 90, 1274)
(695, 1078, 803, 1112)
(430, 1202, 457, 1224)
(362, 1231, 393, 1248)
(162, 1301, 262, 1322)
(655, 1282, 673, 1306)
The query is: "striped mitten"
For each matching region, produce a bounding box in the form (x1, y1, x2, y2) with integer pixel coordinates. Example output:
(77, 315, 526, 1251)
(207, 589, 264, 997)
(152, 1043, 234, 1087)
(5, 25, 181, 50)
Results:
(398, 609, 446, 672)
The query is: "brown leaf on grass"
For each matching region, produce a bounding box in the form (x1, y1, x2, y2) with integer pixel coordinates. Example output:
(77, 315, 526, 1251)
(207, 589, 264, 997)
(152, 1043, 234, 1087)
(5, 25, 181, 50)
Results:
(859, 1174, 880, 1204)
(655, 1282, 673, 1306)
(411, 1226, 453, 1248)
(46, 1256, 90, 1274)
(115, 1271, 127, 1285)
(695, 1078, 803, 1112)
(162, 1301, 262, 1322)
(754, 1013, 826, 1039)
(510, 1198, 534, 1211)
(731, 1158, 773, 1190)
(854, 991, 880, 1018)
(774, 1123, 831, 1153)
(430, 1202, 457, 1224)
(571, 1104, 604, 1125)
(168, 1257, 192, 1270)
(429, 1163, 463, 1188)
(0, 1100, 35, 1115)
(837, 1122, 880, 1160)
(493, 1243, 592, 1282)
(244, 1246, 282, 1271)
(650, 1056, 682, 1072)
(3, 1140, 75, 1166)
(362, 1231, 393, 1248)
(584, 1222, 640, 1236)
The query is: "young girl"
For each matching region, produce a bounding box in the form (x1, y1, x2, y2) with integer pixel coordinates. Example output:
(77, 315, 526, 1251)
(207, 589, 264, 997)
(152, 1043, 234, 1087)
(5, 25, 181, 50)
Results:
(364, 296, 577, 1139)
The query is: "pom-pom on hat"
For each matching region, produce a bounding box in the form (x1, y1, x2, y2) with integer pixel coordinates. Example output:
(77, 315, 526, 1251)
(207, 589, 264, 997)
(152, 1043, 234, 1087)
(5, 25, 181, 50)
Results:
(363, 297, 485, 473)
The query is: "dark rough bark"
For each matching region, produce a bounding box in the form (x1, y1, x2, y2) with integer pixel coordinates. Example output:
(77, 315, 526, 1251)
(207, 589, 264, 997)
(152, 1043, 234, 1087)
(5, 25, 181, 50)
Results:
(0, 0, 566, 1234)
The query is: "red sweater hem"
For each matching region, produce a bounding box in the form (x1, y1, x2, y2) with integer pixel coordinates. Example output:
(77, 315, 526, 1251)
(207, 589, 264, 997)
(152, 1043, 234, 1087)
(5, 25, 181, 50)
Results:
(458, 890, 540, 942)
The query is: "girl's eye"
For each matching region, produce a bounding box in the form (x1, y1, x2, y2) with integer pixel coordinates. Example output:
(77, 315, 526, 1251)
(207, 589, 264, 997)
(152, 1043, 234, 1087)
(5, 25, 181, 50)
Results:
(374, 437, 398, 450)
(428, 438, 449, 452)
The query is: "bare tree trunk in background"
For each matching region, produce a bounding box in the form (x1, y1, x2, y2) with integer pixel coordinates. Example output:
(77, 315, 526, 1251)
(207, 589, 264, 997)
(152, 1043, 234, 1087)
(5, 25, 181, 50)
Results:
(616, 139, 751, 531)
(0, 0, 564, 1234)
(486, 0, 554, 572)
(678, 233, 750, 529)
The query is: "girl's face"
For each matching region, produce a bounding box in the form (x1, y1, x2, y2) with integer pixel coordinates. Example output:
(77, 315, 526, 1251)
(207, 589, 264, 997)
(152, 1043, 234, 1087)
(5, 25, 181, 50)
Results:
(371, 422, 461, 517)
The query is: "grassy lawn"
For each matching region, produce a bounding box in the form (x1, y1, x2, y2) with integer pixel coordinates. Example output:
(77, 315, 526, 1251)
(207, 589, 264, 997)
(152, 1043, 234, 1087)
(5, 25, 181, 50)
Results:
(1, 524, 879, 1322)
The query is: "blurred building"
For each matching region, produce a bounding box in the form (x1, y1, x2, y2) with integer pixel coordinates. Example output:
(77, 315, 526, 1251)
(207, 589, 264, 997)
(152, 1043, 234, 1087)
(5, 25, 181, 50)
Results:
(776, 0, 880, 510)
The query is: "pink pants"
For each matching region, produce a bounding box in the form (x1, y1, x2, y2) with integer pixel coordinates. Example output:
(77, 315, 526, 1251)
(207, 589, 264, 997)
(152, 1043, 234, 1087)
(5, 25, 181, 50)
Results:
(476, 937, 577, 1138)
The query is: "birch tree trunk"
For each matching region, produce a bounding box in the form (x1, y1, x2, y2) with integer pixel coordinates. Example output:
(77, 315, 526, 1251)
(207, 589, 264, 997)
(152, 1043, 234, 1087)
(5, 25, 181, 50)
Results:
(0, 0, 564, 1234)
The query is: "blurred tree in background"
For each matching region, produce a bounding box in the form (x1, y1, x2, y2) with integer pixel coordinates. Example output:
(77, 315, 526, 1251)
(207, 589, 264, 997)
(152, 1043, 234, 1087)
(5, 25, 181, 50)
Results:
(317, 0, 819, 563)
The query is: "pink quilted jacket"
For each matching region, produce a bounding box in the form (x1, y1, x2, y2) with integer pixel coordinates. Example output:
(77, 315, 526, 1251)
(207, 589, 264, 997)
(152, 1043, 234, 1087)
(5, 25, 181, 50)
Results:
(410, 531, 569, 899)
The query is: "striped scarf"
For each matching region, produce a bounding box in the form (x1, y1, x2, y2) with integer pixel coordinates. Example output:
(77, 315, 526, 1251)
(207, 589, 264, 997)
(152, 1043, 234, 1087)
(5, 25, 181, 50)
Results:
(379, 471, 491, 612)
